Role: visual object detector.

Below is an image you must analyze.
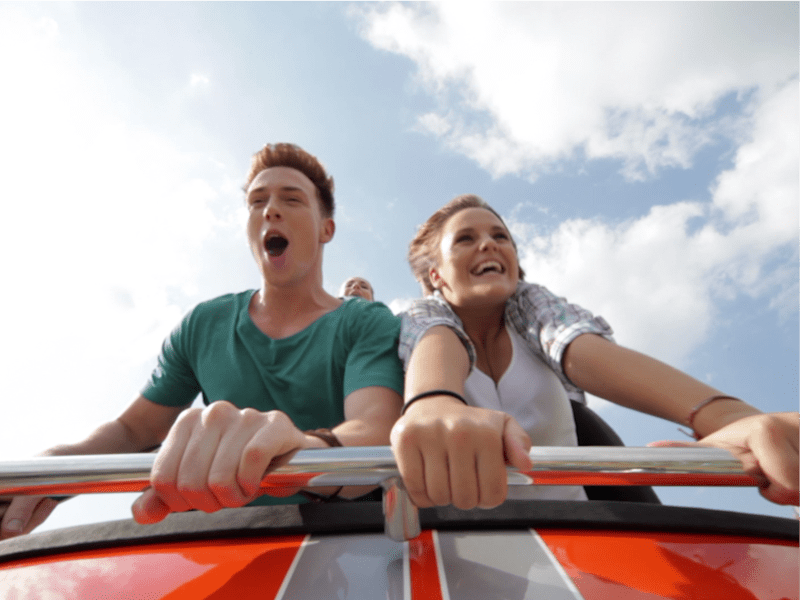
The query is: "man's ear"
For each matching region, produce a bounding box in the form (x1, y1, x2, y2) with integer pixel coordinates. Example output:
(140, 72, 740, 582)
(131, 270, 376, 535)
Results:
(320, 218, 335, 243)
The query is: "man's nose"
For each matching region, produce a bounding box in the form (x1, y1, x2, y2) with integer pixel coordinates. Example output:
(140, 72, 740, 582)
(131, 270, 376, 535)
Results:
(264, 198, 281, 220)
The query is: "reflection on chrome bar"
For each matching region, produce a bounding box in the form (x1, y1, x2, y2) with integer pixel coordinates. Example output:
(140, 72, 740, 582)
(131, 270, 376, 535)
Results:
(0, 446, 755, 498)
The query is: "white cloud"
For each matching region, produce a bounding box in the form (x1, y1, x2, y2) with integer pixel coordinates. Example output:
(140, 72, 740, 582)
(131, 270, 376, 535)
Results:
(190, 72, 210, 89)
(357, 3, 798, 367)
(0, 9, 237, 455)
(510, 81, 798, 366)
(355, 3, 798, 181)
(388, 297, 416, 315)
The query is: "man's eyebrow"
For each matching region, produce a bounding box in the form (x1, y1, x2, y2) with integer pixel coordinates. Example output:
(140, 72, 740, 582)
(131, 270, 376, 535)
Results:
(247, 185, 308, 197)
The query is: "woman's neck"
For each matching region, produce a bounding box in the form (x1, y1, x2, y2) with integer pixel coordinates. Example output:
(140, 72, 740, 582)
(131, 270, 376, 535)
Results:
(454, 303, 506, 348)
(454, 303, 510, 384)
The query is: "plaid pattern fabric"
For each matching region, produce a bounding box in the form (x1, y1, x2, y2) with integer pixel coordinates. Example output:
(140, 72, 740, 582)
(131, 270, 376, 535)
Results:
(399, 282, 614, 403)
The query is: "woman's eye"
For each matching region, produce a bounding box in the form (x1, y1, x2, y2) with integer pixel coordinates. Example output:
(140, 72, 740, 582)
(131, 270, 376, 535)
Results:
(455, 234, 473, 243)
(494, 232, 509, 241)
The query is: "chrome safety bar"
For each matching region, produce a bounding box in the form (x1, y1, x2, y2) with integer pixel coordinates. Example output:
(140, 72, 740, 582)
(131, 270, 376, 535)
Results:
(0, 447, 756, 541)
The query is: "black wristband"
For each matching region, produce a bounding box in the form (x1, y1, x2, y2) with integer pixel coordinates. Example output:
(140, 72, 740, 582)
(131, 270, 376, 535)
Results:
(402, 389, 468, 415)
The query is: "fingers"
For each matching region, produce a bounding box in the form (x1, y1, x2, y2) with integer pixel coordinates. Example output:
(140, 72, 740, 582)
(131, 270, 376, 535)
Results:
(391, 425, 434, 508)
(1, 496, 59, 539)
(473, 431, 507, 509)
(236, 411, 306, 497)
(392, 402, 523, 510)
(646, 440, 696, 448)
(132, 488, 171, 525)
(502, 416, 532, 472)
(744, 414, 799, 505)
(686, 412, 799, 507)
(136, 402, 307, 524)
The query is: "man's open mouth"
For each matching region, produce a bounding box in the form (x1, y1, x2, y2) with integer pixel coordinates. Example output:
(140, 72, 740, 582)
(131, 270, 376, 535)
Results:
(265, 234, 289, 257)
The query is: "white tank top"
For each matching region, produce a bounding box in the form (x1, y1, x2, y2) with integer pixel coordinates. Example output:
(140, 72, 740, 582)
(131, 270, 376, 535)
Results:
(464, 326, 587, 501)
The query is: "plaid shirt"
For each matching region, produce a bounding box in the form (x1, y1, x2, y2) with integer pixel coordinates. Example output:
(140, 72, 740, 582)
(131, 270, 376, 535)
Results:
(398, 282, 614, 404)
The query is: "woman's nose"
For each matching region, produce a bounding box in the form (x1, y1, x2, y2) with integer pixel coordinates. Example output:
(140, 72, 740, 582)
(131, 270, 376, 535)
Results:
(479, 234, 498, 251)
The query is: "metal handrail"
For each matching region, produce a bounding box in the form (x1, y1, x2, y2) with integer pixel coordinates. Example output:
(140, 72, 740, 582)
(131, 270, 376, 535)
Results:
(0, 446, 755, 497)
(0, 447, 757, 541)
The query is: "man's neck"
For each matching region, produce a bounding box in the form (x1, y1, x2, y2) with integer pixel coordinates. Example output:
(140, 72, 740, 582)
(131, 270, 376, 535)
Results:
(250, 283, 340, 339)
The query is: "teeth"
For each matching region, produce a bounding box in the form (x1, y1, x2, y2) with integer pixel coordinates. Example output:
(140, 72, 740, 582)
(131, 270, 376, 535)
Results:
(472, 261, 502, 275)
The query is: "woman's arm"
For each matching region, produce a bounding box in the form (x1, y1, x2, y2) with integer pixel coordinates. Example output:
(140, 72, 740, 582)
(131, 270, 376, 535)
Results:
(391, 326, 531, 510)
(563, 333, 799, 505)
(562, 334, 760, 435)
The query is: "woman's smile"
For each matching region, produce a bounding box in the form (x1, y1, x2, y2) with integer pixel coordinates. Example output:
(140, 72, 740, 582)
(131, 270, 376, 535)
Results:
(433, 207, 519, 307)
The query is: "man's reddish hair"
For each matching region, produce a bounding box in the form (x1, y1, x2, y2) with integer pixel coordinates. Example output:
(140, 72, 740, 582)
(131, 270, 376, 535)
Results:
(244, 143, 335, 218)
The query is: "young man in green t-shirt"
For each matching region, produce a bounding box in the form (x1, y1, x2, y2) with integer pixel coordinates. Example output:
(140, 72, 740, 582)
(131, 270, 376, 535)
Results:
(1, 144, 404, 537)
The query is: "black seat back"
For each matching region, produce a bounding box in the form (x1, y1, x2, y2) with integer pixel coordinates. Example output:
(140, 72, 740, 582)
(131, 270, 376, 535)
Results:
(570, 401, 661, 504)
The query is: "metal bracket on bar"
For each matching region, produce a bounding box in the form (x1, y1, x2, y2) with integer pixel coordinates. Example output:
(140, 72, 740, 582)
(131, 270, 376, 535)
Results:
(381, 476, 420, 542)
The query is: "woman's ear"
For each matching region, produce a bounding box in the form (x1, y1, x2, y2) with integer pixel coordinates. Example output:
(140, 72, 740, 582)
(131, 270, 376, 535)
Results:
(429, 267, 441, 289)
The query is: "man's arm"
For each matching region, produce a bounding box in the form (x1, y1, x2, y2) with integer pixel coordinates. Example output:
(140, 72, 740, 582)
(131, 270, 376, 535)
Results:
(0, 396, 187, 539)
(131, 386, 404, 524)
(334, 385, 403, 446)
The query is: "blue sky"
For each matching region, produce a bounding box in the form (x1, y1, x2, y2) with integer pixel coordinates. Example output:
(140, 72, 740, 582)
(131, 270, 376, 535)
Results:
(0, 3, 797, 530)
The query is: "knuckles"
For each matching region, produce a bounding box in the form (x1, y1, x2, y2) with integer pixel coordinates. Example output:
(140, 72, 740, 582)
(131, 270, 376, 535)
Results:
(149, 404, 298, 516)
(202, 400, 241, 427)
(393, 411, 504, 452)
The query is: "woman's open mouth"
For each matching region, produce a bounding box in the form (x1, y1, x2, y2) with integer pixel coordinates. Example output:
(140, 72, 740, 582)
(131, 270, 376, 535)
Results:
(471, 260, 505, 275)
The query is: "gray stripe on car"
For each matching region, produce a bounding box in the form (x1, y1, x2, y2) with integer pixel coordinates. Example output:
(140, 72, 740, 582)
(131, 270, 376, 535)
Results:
(436, 530, 585, 600)
(278, 533, 405, 600)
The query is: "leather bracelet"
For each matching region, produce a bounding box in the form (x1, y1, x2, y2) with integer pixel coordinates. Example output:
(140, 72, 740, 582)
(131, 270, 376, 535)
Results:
(402, 389, 468, 416)
(304, 428, 343, 447)
(686, 395, 743, 439)
(300, 429, 343, 501)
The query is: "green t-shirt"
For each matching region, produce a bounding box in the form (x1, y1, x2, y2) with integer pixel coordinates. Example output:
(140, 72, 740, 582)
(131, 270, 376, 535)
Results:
(141, 292, 404, 505)
(142, 291, 404, 428)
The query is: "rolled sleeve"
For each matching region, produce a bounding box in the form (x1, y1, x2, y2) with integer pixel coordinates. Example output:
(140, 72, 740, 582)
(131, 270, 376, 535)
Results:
(399, 297, 476, 371)
(546, 314, 614, 367)
(509, 283, 614, 398)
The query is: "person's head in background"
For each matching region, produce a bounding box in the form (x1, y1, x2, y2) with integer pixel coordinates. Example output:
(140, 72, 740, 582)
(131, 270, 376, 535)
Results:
(340, 277, 374, 301)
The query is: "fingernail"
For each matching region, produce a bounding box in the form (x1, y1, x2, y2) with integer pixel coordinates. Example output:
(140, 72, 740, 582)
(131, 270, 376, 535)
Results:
(5, 519, 23, 533)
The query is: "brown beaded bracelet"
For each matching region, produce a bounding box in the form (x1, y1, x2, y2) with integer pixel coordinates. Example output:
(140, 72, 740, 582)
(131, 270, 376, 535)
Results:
(685, 394, 743, 439)
(300, 428, 343, 501)
(304, 428, 343, 448)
